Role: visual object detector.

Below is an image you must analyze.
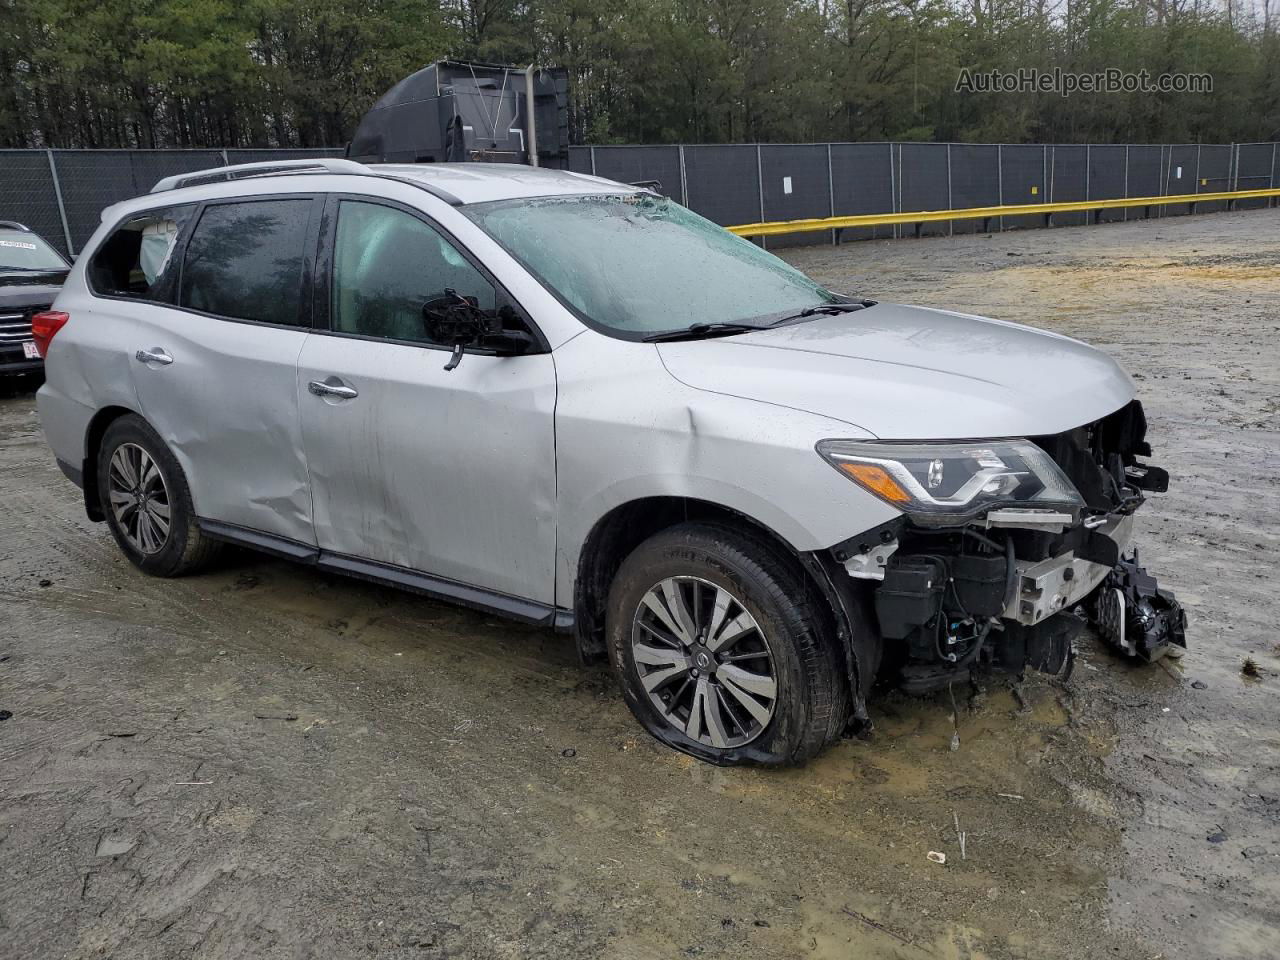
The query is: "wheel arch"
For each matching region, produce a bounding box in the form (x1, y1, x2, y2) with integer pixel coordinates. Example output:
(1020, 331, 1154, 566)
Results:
(82, 405, 142, 521)
(576, 496, 859, 674)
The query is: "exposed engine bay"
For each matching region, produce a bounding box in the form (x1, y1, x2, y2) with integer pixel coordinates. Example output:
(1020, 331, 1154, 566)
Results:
(835, 400, 1188, 693)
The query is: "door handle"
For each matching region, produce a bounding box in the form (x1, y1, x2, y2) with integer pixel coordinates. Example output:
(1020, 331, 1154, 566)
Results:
(135, 348, 173, 366)
(308, 377, 358, 400)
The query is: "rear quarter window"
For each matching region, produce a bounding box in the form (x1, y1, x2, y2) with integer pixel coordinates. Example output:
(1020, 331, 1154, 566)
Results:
(89, 206, 194, 301)
(179, 198, 313, 327)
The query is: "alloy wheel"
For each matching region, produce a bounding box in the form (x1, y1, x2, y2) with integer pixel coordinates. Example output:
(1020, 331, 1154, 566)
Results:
(631, 576, 778, 749)
(107, 442, 172, 555)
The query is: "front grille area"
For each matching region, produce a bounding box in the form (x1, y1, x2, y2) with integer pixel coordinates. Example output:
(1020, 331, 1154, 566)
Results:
(1033, 399, 1151, 516)
(0, 311, 35, 344)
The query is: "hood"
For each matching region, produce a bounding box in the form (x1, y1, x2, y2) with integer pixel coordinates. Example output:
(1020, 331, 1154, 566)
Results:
(656, 303, 1135, 440)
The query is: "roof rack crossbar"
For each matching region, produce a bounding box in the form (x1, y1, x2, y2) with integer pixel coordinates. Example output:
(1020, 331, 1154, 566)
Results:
(150, 158, 370, 193)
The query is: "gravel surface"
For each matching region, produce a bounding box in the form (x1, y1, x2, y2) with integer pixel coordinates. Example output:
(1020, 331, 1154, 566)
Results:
(2, 207, 1278, 960)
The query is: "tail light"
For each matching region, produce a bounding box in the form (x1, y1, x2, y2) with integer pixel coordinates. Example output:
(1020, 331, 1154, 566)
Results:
(30, 311, 69, 358)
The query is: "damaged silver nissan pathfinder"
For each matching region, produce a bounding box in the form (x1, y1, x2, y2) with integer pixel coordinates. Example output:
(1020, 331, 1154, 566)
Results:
(35, 159, 1186, 766)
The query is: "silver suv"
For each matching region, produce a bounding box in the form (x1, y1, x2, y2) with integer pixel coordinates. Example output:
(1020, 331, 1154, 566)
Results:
(36, 158, 1185, 766)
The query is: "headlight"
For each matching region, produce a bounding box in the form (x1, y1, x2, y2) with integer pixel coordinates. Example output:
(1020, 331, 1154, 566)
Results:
(817, 439, 1083, 524)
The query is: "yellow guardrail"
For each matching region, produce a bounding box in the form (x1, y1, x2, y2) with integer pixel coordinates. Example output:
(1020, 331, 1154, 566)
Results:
(726, 187, 1280, 238)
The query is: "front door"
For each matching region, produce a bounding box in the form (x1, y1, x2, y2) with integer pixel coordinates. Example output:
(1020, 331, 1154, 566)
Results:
(296, 197, 557, 604)
(127, 195, 320, 544)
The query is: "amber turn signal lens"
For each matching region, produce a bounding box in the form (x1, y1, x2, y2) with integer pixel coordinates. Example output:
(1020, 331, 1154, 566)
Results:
(837, 462, 912, 503)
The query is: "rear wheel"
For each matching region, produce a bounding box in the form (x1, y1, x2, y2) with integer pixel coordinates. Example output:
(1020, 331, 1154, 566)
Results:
(97, 415, 221, 576)
(606, 522, 848, 766)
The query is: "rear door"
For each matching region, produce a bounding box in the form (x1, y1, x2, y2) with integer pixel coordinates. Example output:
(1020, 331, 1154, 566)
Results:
(296, 195, 557, 605)
(127, 194, 321, 545)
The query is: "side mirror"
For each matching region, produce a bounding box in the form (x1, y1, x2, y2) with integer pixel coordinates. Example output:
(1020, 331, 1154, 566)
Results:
(423, 289, 490, 370)
(482, 328, 536, 356)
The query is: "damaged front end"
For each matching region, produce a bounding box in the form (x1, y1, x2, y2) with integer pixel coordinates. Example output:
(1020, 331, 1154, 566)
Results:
(821, 400, 1187, 697)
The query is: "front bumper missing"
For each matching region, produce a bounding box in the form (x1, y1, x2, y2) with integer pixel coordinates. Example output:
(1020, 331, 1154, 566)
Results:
(999, 514, 1188, 661)
(1004, 514, 1133, 625)
(851, 504, 1189, 691)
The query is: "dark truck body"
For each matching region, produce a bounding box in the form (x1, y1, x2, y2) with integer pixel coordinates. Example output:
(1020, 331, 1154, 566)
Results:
(346, 60, 569, 168)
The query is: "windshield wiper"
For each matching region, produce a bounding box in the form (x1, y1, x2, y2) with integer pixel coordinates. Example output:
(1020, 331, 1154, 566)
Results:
(768, 299, 876, 325)
(642, 322, 768, 343)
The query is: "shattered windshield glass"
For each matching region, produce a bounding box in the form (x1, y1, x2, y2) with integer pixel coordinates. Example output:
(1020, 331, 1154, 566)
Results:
(461, 194, 839, 337)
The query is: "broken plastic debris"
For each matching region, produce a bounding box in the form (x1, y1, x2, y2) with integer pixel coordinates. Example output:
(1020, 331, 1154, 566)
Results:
(927, 851, 946, 864)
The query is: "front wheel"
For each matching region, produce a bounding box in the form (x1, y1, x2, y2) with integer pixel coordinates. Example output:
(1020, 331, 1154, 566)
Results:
(606, 523, 849, 766)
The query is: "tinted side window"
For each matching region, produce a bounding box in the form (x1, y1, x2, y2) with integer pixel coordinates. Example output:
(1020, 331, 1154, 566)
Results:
(181, 199, 312, 326)
(331, 200, 496, 344)
(89, 205, 194, 301)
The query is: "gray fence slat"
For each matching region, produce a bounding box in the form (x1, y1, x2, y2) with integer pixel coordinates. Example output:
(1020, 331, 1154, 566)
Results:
(1126, 145, 1163, 221)
(1196, 143, 1232, 213)
(828, 142, 895, 242)
(681, 144, 763, 229)
(1090, 144, 1127, 223)
(759, 144, 831, 248)
(948, 143, 999, 234)
(1234, 142, 1274, 209)
(997, 144, 1044, 231)
(1051, 144, 1088, 226)
(566, 146, 592, 174)
(588, 145, 681, 199)
(897, 142, 949, 237)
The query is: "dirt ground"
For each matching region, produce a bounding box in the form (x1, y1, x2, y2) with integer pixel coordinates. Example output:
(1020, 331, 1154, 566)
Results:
(2, 208, 1278, 960)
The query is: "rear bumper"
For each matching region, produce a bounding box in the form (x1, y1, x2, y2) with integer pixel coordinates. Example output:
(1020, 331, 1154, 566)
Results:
(56, 457, 83, 489)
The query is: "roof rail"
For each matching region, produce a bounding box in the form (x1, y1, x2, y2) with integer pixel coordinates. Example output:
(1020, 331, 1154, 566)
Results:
(0, 220, 31, 232)
(150, 158, 370, 193)
(147, 157, 465, 206)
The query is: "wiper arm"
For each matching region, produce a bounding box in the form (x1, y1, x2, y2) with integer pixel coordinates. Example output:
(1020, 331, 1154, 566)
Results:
(642, 322, 767, 343)
(769, 299, 877, 325)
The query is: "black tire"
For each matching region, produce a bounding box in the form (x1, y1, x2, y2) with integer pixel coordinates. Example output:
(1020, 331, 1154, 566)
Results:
(96, 414, 221, 577)
(606, 522, 849, 766)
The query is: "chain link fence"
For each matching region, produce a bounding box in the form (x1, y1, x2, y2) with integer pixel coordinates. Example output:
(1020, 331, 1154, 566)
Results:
(0, 148, 345, 256)
(2, 143, 1275, 256)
